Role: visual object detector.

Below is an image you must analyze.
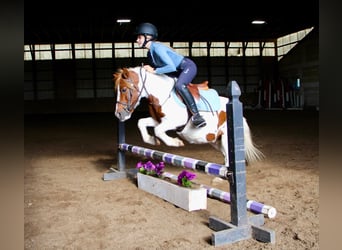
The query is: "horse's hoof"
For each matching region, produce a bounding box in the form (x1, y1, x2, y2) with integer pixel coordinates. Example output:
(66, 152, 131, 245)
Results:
(144, 139, 157, 145)
(167, 139, 184, 147)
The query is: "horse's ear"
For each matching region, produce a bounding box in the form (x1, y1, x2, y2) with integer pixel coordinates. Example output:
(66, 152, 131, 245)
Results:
(113, 71, 120, 82)
(113, 68, 123, 79)
(121, 68, 130, 79)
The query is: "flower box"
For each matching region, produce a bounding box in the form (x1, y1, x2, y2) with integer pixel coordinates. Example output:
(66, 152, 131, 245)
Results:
(137, 172, 207, 211)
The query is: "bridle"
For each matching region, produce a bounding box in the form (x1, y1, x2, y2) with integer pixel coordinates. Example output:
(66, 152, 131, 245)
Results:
(116, 67, 148, 113)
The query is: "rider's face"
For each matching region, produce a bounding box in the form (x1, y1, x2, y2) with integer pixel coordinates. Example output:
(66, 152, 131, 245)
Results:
(136, 35, 145, 47)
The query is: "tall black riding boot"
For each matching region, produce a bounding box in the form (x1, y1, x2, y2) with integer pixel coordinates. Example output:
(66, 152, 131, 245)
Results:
(178, 84, 206, 128)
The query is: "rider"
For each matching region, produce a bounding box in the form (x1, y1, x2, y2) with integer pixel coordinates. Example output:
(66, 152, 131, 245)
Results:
(135, 22, 206, 128)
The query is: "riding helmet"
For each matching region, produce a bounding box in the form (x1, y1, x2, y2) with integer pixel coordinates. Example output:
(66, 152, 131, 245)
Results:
(135, 23, 158, 40)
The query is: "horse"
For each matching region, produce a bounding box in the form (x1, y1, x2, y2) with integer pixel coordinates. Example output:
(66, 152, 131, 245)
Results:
(113, 66, 264, 166)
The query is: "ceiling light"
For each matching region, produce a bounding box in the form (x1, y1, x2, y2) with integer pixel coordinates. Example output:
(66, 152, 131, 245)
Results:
(117, 19, 131, 24)
(252, 20, 266, 25)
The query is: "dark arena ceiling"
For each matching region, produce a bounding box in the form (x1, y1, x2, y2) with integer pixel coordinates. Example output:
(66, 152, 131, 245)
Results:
(24, 0, 319, 45)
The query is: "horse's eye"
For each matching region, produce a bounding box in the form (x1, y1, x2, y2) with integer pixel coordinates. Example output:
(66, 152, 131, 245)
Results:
(121, 87, 127, 93)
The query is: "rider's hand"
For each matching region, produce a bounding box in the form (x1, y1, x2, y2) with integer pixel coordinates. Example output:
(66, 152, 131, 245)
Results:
(143, 65, 155, 73)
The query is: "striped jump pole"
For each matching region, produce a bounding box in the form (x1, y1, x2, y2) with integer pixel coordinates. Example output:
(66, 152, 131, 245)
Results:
(118, 143, 229, 178)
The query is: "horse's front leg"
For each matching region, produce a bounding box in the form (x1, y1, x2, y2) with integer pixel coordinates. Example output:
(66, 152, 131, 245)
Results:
(137, 117, 161, 145)
(154, 121, 184, 147)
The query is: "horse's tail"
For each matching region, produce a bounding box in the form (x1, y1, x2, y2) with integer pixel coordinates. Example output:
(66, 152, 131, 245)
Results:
(243, 118, 265, 164)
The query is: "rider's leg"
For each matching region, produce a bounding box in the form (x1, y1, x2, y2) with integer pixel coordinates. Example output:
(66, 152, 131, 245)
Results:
(177, 84, 206, 128)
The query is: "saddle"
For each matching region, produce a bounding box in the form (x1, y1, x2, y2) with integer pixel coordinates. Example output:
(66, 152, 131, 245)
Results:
(188, 81, 209, 100)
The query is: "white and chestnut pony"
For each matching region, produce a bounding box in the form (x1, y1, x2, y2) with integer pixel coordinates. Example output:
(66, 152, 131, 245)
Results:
(114, 66, 264, 166)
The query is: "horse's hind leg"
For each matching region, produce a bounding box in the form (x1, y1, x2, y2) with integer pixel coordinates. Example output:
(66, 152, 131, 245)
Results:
(209, 134, 229, 166)
(137, 117, 161, 145)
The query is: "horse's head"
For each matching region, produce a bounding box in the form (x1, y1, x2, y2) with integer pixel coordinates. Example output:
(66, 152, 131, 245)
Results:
(114, 67, 141, 121)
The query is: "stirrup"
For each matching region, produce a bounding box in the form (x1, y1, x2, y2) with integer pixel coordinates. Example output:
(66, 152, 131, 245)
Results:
(191, 114, 206, 128)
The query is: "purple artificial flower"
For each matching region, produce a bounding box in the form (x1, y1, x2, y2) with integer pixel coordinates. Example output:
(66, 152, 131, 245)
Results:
(136, 161, 144, 169)
(177, 170, 196, 187)
(136, 160, 165, 177)
(155, 161, 165, 176)
(144, 161, 156, 172)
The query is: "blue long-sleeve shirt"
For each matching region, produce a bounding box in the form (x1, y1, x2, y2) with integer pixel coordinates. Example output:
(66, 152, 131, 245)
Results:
(148, 42, 184, 75)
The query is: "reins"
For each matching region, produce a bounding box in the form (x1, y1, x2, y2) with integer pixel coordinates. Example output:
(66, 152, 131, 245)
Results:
(120, 66, 217, 113)
(139, 66, 149, 96)
(139, 66, 172, 107)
